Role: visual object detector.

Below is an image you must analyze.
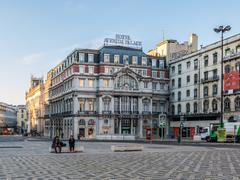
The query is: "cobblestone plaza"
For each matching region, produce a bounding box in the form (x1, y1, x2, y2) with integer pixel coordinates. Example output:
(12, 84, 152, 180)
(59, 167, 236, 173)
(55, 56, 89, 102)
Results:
(0, 137, 240, 179)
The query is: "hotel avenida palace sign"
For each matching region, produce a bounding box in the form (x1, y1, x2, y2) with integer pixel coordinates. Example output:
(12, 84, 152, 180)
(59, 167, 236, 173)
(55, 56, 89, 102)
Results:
(104, 34, 142, 49)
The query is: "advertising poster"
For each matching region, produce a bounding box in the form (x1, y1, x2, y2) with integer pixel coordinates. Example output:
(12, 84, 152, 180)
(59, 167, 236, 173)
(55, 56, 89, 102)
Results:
(217, 128, 226, 142)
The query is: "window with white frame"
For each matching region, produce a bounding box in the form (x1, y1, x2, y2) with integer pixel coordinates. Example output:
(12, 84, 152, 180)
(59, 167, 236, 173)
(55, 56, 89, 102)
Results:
(89, 66, 94, 74)
(79, 65, 84, 73)
(105, 67, 110, 74)
(79, 79, 84, 88)
(79, 100, 85, 112)
(152, 71, 157, 78)
(104, 54, 110, 63)
(142, 57, 147, 66)
(160, 83, 164, 89)
(138, 69, 142, 76)
(152, 59, 156, 68)
(114, 55, 120, 64)
(88, 99, 94, 111)
(144, 82, 148, 88)
(103, 79, 109, 88)
(142, 69, 147, 77)
(132, 56, 138, 65)
(160, 71, 165, 79)
(88, 79, 94, 88)
(123, 55, 129, 65)
(159, 60, 164, 69)
(88, 54, 94, 62)
(152, 82, 157, 90)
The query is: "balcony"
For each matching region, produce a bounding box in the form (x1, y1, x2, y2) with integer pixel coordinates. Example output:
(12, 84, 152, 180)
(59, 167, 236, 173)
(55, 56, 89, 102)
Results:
(142, 111, 151, 115)
(78, 111, 97, 115)
(86, 111, 97, 115)
(201, 75, 219, 84)
(132, 111, 139, 114)
(102, 111, 112, 115)
(223, 51, 240, 62)
(121, 111, 131, 114)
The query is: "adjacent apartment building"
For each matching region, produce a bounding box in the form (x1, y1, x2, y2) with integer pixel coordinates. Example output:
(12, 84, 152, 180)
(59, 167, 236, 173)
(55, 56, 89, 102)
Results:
(16, 105, 28, 134)
(169, 33, 240, 139)
(45, 34, 169, 140)
(148, 33, 198, 64)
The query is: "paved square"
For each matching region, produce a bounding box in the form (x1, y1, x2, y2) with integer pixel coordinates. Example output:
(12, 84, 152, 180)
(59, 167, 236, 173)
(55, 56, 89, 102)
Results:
(0, 138, 240, 179)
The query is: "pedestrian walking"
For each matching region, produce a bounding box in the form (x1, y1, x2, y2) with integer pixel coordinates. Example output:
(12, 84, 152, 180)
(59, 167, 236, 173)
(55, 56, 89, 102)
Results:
(69, 135, 75, 152)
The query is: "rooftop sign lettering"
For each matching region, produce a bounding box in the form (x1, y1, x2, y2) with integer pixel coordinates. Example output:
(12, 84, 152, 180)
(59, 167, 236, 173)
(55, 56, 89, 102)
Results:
(104, 34, 142, 49)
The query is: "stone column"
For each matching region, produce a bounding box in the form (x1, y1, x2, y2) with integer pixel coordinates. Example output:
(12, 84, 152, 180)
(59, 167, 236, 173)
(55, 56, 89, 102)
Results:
(73, 117, 78, 139)
(119, 119, 122, 135)
(130, 119, 133, 134)
(111, 96, 114, 113)
(99, 97, 102, 114)
(73, 96, 79, 114)
(139, 118, 143, 138)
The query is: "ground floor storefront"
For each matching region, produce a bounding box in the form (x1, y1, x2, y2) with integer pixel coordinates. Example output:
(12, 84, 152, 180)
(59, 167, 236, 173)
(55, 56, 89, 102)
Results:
(44, 115, 169, 140)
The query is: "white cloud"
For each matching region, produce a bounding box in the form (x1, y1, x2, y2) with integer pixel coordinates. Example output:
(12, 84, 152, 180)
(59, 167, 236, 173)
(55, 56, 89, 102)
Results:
(21, 53, 44, 65)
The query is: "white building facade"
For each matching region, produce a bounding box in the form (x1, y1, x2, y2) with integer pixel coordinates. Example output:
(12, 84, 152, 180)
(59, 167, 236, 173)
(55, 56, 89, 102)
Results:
(46, 36, 169, 140)
(169, 34, 240, 138)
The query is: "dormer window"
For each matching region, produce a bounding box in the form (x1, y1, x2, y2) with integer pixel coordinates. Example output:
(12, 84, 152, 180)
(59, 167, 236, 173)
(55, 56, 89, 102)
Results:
(88, 54, 94, 63)
(123, 55, 129, 65)
(79, 53, 84, 62)
(114, 55, 120, 64)
(104, 54, 110, 63)
(132, 56, 138, 65)
(152, 59, 156, 68)
(142, 57, 147, 66)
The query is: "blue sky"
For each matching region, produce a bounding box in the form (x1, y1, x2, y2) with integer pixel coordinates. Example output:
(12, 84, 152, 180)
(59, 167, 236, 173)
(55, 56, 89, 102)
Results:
(0, 0, 240, 105)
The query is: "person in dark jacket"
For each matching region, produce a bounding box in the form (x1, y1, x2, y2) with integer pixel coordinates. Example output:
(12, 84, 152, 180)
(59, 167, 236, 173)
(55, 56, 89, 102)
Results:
(69, 135, 75, 152)
(52, 136, 62, 153)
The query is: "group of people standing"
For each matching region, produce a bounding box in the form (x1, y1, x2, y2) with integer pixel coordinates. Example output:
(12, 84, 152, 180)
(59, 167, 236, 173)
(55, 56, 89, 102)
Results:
(52, 135, 75, 153)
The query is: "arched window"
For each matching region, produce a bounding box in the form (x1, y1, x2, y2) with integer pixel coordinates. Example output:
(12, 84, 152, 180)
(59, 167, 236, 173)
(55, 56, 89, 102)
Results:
(88, 119, 95, 125)
(115, 74, 138, 90)
(78, 119, 85, 126)
(212, 99, 218, 112)
(224, 98, 231, 111)
(225, 65, 231, 73)
(171, 105, 175, 115)
(203, 100, 209, 112)
(235, 97, 240, 110)
(177, 104, 181, 114)
(235, 62, 240, 71)
(186, 103, 190, 114)
(236, 45, 240, 53)
(194, 102, 198, 113)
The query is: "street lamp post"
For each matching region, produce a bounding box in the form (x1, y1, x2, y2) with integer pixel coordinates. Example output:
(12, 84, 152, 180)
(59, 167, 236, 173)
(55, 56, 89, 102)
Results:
(213, 25, 231, 128)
